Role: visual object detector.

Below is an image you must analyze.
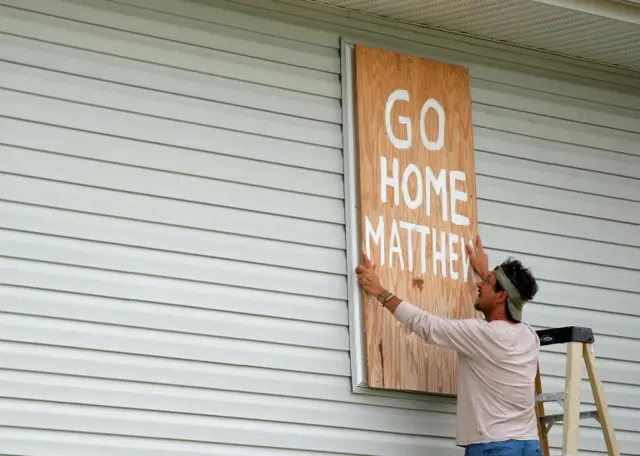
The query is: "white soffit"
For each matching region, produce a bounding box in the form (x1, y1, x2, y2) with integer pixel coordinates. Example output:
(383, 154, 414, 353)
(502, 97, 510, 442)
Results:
(303, 0, 640, 72)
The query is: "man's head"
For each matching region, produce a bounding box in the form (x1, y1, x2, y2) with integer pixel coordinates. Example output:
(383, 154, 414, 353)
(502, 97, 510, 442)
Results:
(474, 257, 539, 323)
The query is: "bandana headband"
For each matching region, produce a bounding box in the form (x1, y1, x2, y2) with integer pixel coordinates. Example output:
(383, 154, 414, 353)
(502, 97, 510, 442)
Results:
(495, 266, 526, 308)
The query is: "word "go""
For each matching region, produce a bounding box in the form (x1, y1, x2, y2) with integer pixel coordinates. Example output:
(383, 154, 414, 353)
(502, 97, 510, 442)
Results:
(384, 89, 445, 151)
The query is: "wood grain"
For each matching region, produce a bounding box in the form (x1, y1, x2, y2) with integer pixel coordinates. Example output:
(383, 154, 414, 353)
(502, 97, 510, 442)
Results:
(354, 44, 479, 396)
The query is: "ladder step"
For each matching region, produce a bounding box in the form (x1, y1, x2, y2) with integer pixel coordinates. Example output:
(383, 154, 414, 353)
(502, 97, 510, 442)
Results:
(540, 410, 599, 427)
(535, 392, 564, 402)
(536, 326, 594, 346)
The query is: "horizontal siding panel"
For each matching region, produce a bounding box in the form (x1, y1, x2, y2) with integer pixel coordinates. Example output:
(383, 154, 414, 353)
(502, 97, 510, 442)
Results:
(0, 342, 456, 413)
(1, 371, 456, 438)
(2, 0, 341, 73)
(478, 200, 639, 248)
(0, 173, 635, 258)
(474, 128, 640, 180)
(11, 371, 638, 446)
(228, 0, 640, 106)
(0, 175, 346, 249)
(529, 304, 640, 342)
(0, 7, 341, 99)
(0, 286, 348, 351)
(0, 200, 346, 275)
(0, 229, 348, 299)
(479, 224, 639, 270)
(537, 351, 639, 390)
(2, 212, 637, 301)
(1, 313, 349, 376)
(3, 341, 637, 420)
(524, 280, 639, 318)
(0, 400, 629, 456)
(547, 451, 634, 456)
(4, 282, 639, 364)
(0, 119, 343, 198)
(0, 91, 341, 174)
(0, 398, 637, 456)
(476, 151, 639, 202)
(540, 331, 640, 365)
(0, 110, 344, 175)
(0, 63, 343, 148)
(0, 35, 341, 124)
(4, 32, 639, 182)
(3, 313, 639, 386)
(3, 99, 636, 205)
(536, 376, 640, 427)
(7, 0, 640, 111)
(485, 247, 640, 294)
(0, 146, 345, 224)
(12, 59, 637, 159)
(5, 294, 640, 369)
(5, 32, 638, 144)
(0, 429, 608, 456)
(2, 349, 636, 437)
(545, 425, 640, 456)
(5, 138, 638, 227)
(127, 0, 640, 92)
(141, 0, 341, 48)
(109, 0, 341, 48)
(2, 185, 635, 278)
(1, 427, 348, 456)
(478, 175, 640, 224)
(123, 0, 640, 87)
(0, 399, 461, 456)
(470, 80, 640, 135)
(0, 258, 346, 326)
(473, 104, 638, 157)
(2, 196, 636, 292)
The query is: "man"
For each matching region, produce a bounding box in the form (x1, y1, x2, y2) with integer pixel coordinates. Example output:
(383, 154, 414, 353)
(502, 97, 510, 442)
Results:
(355, 236, 542, 456)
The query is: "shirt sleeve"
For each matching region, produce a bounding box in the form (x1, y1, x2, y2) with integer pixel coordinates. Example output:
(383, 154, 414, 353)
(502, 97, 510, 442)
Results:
(392, 300, 489, 358)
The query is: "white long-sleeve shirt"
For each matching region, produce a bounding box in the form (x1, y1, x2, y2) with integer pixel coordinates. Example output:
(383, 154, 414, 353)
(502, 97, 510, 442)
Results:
(393, 300, 540, 446)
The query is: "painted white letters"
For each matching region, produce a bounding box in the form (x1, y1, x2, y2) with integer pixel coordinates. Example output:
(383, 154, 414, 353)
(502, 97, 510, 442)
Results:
(372, 88, 472, 283)
(420, 98, 445, 151)
(362, 215, 472, 282)
(385, 89, 412, 150)
(384, 89, 445, 152)
(380, 156, 400, 206)
(449, 170, 470, 226)
(365, 215, 385, 266)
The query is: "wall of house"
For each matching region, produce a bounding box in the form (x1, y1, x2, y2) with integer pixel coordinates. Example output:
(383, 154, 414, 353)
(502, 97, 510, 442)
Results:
(0, 0, 639, 454)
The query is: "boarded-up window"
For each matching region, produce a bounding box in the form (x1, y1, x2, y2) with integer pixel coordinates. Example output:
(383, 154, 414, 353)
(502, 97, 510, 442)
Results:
(351, 44, 480, 395)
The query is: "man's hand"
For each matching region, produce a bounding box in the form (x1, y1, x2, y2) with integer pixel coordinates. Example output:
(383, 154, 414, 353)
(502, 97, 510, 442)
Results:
(355, 252, 385, 298)
(465, 235, 488, 279)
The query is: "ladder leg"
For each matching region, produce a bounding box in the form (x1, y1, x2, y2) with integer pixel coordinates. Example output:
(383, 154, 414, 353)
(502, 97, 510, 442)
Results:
(563, 342, 582, 456)
(535, 362, 551, 456)
(582, 343, 620, 456)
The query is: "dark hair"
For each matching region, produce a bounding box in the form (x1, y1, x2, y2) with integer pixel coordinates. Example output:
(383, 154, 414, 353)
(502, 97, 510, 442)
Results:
(493, 257, 539, 321)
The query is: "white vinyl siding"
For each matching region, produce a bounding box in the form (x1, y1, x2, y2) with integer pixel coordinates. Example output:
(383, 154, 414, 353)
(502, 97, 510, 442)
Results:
(0, 0, 638, 455)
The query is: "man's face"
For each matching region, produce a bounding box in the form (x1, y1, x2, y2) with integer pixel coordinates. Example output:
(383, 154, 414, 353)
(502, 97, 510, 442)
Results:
(474, 271, 500, 314)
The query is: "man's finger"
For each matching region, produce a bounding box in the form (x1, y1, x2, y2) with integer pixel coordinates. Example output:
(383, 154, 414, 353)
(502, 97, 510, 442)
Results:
(361, 251, 372, 266)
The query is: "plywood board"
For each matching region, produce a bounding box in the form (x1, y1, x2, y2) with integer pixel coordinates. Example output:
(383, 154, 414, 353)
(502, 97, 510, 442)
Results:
(353, 44, 479, 395)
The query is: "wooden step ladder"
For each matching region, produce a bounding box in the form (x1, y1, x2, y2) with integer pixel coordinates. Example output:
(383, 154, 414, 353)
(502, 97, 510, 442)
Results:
(534, 326, 619, 456)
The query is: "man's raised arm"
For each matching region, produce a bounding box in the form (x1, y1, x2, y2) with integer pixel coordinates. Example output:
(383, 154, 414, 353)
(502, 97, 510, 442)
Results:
(376, 290, 487, 358)
(355, 243, 490, 358)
